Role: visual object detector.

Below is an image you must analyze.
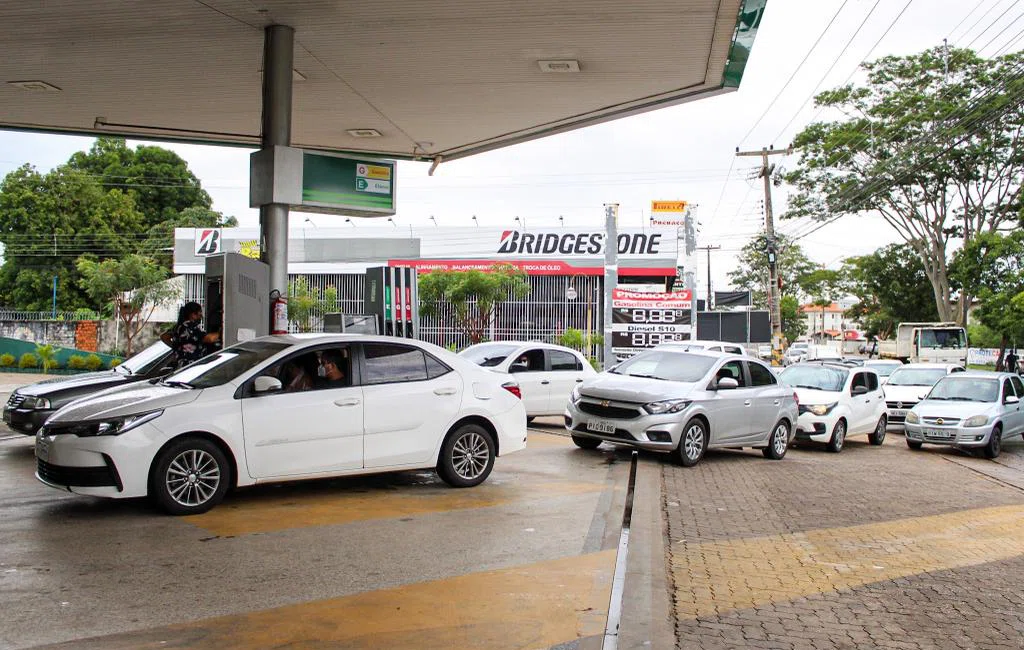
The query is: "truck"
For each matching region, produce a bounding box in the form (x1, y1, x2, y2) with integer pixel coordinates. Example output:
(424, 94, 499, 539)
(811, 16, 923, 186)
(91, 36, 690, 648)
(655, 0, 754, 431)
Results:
(877, 322, 968, 365)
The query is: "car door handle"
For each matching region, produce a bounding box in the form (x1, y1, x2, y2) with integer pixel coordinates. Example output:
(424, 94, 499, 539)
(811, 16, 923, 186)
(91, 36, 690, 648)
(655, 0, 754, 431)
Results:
(575, 378, 584, 383)
(433, 387, 458, 396)
(744, 400, 752, 406)
(334, 398, 360, 407)
(773, 400, 781, 405)
(540, 380, 550, 385)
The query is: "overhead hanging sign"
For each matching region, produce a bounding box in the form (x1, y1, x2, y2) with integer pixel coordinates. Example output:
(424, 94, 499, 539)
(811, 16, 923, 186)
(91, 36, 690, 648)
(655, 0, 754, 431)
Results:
(650, 200, 688, 226)
(250, 146, 397, 218)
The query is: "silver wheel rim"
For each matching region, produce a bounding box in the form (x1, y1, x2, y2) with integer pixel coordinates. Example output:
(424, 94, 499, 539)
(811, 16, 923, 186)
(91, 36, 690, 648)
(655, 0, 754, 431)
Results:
(452, 432, 490, 480)
(773, 424, 787, 455)
(166, 449, 220, 508)
(876, 419, 886, 441)
(992, 430, 1001, 454)
(834, 423, 845, 450)
(684, 424, 704, 460)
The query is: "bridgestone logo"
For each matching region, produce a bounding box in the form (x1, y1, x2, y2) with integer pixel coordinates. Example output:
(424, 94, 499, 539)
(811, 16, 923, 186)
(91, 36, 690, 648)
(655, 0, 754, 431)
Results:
(497, 231, 662, 255)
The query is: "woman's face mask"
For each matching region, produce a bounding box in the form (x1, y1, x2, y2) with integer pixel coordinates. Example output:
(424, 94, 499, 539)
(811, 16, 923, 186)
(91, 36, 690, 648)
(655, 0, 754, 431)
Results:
(317, 364, 327, 378)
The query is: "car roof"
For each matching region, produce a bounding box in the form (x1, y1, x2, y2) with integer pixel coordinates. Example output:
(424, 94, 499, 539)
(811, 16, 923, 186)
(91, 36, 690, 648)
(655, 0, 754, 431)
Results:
(897, 362, 963, 370)
(461, 340, 579, 352)
(939, 370, 1015, 379)
(864, 359, 902, 365)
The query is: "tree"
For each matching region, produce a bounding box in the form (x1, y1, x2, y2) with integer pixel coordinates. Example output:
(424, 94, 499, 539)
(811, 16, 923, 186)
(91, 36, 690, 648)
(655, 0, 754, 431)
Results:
(950, 230, 1024, 365)
(784, 47, 1024, 324)
(68, 138, 212, 228)
(287, 277, 339, 332)
(76, 254, 179, 355)
(727, 233, 817, 309)
(419, 265, 531, 344)
(142, 206, 238, 268)
(780, 295, 806, 344)
(841, 244, 939, 340)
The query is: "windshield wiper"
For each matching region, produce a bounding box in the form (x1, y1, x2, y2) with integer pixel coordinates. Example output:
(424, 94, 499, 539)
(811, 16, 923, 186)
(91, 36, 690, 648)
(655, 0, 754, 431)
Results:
(161, 380, 194, 389)
(793, 384, 828, 390)
(627, 373, 664, 380)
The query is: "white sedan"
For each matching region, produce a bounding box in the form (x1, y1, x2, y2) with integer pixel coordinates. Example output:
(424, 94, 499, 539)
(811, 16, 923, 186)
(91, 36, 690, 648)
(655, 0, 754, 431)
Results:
(459, 341, 595, 420)
(35, 335, 527, 515)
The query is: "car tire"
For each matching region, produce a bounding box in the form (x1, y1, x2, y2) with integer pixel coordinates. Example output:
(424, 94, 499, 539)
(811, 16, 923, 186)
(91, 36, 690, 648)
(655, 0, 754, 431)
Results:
(868, 415, 887, 446)
(826, 419, 846, 453)
(571, 434, 602, 450)
(526, 416, 535, 424)
(762, 420, 789, 460)
(674, 418, 708, 467)
(150, 436, 231, 516)
(437, 424, 496, 488)
(906, 439, 923, 450)
(983, 424, 1002, 459)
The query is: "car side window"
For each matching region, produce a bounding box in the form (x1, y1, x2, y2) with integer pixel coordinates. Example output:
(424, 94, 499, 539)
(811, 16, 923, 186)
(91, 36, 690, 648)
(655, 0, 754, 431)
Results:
(363, 343, 429, 385)
(549, 350, 582, 371)
(725, 346, 743, 355)
(747, 362, 776, 386)
(1011, 376, 1024, 397)
(1002, 379, 1015, 402)
(716, 360, 748, 387)
(509, 349, 545, 373)
(851, 372, 868, 393)
(867, 372, 879, 392)
(951, 367, 965, 373)
(425, 354, 452, 379)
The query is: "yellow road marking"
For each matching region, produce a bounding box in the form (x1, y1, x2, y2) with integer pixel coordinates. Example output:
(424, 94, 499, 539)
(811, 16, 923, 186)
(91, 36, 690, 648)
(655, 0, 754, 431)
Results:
(58, 550, 616, 650)
(673, 504, 1024, 618)
(187, 479, 603, 536)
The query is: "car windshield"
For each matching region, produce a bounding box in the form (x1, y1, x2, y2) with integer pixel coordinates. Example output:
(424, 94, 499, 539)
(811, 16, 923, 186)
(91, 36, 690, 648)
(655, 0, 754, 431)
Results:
(610, 351, 717, 382)
(115, 340, 173, 376)
(886, 368, 947, 387)
(865, 362, 901, 377)
(779, 365, 849, 392)
(918, 328, 967, 349)
(162, 341, 289, 389)
(459, 343, 521, 367)
(927, 377, 998, 403)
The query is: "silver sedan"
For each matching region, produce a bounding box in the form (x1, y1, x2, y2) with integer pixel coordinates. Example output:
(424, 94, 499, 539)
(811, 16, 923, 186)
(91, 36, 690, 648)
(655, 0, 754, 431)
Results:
(563, 349, 798, 466)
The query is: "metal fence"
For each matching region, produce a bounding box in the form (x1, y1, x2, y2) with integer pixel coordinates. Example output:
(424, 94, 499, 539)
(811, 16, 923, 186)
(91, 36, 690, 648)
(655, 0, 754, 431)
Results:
(0, 310, 102, 322)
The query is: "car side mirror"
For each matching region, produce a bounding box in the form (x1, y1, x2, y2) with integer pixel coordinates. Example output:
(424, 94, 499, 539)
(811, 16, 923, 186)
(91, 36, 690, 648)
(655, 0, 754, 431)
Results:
(253, 376, 283, 394)
(852, 385, 868, 396)
(716, 377, 739, 390)
(1006, 395, 1020, 405)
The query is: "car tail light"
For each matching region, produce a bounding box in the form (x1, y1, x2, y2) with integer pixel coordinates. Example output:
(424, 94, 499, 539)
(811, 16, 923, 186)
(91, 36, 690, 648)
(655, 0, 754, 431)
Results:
(502, 382, 522, 399)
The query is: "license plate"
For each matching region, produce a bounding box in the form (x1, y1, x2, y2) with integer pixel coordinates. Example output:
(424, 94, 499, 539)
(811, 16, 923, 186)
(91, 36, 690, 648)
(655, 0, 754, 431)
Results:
(890, 409, 907, 417)
(35, 434, 50, 462)
(586, 420, 616, 434)
(922, 427, 953, 439)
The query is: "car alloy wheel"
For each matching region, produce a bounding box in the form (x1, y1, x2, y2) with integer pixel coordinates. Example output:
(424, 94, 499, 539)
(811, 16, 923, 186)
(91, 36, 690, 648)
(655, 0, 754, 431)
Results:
(869, 416, 886, 446)
(166, 449, 221, 508)
(151, 436, 231, 516)
(683, 424, 705, 461)
(763, 422, 789, 460)
(451, 430, 490, 481)
(983, 425, 1002, 459)
(827, 420, 846, 453)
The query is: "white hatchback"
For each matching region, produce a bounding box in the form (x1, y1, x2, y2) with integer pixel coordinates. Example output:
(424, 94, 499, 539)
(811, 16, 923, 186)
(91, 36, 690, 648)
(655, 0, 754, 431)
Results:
(883, 363, 965, 428)
(458, 341, 595, 420)
(35, 335, 527, 515)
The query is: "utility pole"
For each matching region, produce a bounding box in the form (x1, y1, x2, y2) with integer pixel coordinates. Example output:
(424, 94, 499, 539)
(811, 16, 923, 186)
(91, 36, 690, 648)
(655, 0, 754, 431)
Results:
(737, 145, 792, 362)
(602, 203, 619, 370)
(696, 245, 720, 311)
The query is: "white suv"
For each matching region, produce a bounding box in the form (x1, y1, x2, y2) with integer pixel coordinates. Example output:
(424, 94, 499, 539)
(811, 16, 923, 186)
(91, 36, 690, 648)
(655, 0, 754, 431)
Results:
(779, 362, 888, 452)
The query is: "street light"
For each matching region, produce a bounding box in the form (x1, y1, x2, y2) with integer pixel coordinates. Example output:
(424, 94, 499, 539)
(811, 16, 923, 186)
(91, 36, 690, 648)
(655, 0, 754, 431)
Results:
(344, 218, 356, 227)
(471, 215, 479, 227)
(388, 218, 397, 227)
(514, 216, 526, 229)
(429, 216, 438, 226)
(304, 217, 317, 228)
(558, 215, 564, 227)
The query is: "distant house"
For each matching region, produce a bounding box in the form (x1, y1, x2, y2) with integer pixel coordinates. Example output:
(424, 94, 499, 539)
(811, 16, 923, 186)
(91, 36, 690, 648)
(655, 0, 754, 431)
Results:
(801, 302, 861, 342)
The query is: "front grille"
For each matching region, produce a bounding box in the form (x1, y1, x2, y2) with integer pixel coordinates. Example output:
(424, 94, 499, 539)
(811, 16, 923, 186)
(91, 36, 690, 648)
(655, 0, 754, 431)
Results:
(573, 424, 636, 440)
(7, 393, 24, 408)
(37, 459, 118, 488)
(886, 401, 917, 409)
(922, 416, 961, 426)
(578, 401, 642, 420)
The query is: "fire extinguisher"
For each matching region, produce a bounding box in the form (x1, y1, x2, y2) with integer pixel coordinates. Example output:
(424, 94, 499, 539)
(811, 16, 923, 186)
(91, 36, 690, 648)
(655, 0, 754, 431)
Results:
(270, 290, 288, 335)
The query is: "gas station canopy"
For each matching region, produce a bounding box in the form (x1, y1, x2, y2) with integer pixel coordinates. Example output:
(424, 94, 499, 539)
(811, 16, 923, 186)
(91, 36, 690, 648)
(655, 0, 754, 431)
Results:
(1, 0, 764, 162)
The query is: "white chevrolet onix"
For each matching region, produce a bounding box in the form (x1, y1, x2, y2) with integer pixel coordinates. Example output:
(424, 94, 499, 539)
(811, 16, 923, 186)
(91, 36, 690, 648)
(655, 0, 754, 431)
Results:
(35, 335, 527, 515)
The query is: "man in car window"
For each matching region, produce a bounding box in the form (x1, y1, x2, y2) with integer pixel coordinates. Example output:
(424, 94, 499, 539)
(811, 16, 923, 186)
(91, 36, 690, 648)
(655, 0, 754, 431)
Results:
(316, 349, 348, 388)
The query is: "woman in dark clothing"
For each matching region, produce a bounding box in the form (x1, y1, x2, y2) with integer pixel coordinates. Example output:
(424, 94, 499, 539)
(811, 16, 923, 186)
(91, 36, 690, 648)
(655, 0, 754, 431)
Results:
(161, 302, 220, 368)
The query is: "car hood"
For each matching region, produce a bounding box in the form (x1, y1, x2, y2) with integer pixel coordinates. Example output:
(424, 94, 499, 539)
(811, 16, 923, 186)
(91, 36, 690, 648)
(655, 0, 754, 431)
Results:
(17, 371, 125, 397)
(791, 387, 844, 405)
(46, 383, 203, 424)
(912, 399, 997, 419)
(580, 374, 697, 403)
(883, 385, 932, 403)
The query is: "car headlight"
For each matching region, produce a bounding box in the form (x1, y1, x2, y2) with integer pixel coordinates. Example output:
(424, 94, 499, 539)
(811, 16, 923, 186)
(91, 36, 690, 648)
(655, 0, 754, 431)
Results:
(90, 410, 163, 436)
(571, 385, 581, 404)
(905, 411, 920, 424)
(806, 403, 836, 416)
(643, 399, 691, 415)
(963, 415, 989, 427)
(20, 396, 50, 410)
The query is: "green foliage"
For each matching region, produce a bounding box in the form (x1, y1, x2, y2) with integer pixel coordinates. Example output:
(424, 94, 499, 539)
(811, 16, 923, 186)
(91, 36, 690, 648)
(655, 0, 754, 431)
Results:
(951, 230, 1024, 349)
(780, 295, 807, 344)
(142, 206, 237, 269)
(35, 344, 59, 373)
(18, 353, 38, 369)
(67, 354, 89, 370)
(727, 233, 817, 308)
(109, 358, 123, 368)
(84, 354, 103, 371)
(841, 244, 939, 339)
(288, 278, 339, 332)
(419, 265, 532, 344)
(784, 47, 1024, 323)
(0, 353, 15, 367)
(558, 328, 603, 359)
(77, 254, 177, 355)
(967, 323, 1002, 349)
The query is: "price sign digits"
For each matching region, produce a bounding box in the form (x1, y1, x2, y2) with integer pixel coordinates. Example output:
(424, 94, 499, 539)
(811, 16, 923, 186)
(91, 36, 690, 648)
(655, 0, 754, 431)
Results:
(631, 332, 688, 347)
(631, 308, 683, 324)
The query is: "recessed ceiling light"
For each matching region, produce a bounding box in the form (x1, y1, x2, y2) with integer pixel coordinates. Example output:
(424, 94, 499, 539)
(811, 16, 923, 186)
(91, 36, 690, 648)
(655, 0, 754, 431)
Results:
(537, 60, 580, 73)
(347, 128, 382, 138)
(7, 80, 61, 91)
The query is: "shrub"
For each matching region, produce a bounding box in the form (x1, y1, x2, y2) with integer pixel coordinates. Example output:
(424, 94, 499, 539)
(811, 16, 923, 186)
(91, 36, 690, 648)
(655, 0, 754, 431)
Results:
(35, 344, 60, 373)
(0, 354, 14, 368)
(18, 353, 39, 369)
(109, 358, 123, 369)
(84, 354, 103, 371)
(68, 355, 89, 370)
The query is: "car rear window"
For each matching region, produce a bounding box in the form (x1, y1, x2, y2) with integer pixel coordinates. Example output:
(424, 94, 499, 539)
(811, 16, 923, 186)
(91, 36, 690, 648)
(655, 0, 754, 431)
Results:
(458, 344, 519, 367)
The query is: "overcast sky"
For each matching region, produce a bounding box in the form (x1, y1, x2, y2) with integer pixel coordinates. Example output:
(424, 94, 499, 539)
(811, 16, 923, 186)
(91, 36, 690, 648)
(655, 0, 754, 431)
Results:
(1, 0, 1020, 296)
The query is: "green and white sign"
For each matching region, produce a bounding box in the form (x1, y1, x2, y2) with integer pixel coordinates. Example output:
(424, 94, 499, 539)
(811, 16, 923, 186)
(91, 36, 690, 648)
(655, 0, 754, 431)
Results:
(249, 146, 397, 218)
